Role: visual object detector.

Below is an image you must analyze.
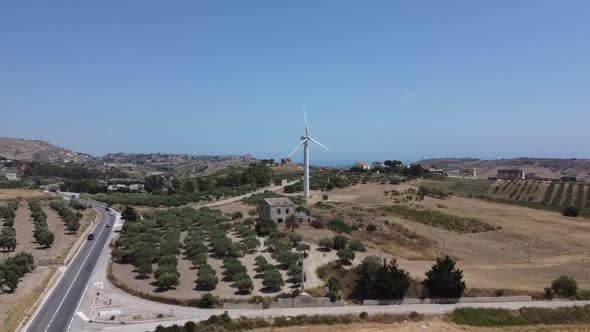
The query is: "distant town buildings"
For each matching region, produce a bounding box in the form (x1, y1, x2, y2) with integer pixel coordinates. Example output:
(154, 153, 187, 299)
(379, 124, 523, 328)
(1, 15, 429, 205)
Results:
(372, 161, 385, 168)
(497, 169, 525, 180)
(428, 167, 447, 176)
(354, 162, 371, 171)
(560, 176, 577, 182)
(107, 183, 144, 192)
(3, 172, 18, 181)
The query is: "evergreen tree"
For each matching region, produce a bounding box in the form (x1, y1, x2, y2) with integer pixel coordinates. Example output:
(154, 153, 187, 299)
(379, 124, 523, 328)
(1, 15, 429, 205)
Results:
(423, 255, 466, 298)
(121, 205, 138, 222)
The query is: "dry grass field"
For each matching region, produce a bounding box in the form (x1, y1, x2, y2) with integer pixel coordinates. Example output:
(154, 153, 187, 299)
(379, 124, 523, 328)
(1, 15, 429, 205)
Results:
(298, 182, 590, 292)
(0, 189, 49, 201)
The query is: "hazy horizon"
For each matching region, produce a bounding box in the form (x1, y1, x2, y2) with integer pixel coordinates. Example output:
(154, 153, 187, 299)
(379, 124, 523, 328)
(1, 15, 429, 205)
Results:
(2, 2, 589, 162)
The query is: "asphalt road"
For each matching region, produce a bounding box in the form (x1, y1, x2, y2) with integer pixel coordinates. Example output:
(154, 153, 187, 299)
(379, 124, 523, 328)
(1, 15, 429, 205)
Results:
(25, 199, 114, 332)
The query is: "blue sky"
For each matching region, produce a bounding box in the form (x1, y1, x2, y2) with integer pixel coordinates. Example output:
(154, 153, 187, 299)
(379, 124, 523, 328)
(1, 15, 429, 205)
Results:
(1, 1, 589, 164)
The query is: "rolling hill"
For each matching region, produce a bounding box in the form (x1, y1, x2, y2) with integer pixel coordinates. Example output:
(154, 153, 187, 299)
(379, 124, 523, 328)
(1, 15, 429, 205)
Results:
(0, 138, 93, 163)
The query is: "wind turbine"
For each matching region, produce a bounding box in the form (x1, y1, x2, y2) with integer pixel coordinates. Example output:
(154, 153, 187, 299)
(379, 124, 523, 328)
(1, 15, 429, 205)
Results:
(287, 110, 328, 198)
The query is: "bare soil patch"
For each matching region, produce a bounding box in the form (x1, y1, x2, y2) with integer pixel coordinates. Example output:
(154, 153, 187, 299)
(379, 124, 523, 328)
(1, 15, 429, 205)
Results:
(111, 229, 297, 301)
(11, 201, 96, 266)
(0, 189, 48, 201)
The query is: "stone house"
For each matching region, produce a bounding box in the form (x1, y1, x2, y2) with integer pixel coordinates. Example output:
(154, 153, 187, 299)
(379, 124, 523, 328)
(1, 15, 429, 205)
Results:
(259, 198, 295, 223)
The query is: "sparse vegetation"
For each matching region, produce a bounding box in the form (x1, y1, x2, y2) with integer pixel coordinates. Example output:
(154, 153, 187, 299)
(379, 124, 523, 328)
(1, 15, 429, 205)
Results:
(451, 306, 590, 327)
(327, 218, 352, 234)
(153, 311, 426, 332)
(380, 205, 498, 233)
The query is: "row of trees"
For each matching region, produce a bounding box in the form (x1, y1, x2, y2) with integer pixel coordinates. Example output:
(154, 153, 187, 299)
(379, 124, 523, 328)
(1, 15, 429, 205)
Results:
(0, 200, 19, 227)
(69, 199, 88, 211)
(29, 201, 54, 248)
(318, 235, 365, 265)
(49, 201, 82, 233)
(183, 227, 219, 291)
(154, 229, 182, 290)
(24, 161, 127, 180)
(0, 201, 19, 252)
(0, 252, 35, 292)
(263, 232, 306, 286)
(222, 257, 254, 293)
(144, 163, 274, 195)
(417, 186, 452, 199)
(351, 255, 466, 300)
(0, 227, 16, 252)
(113, 207, 232, 293)
(254, 256, 285, 291)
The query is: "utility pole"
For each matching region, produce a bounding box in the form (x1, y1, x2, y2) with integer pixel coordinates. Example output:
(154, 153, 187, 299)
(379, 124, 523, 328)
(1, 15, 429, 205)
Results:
(300, 251, 305, 292)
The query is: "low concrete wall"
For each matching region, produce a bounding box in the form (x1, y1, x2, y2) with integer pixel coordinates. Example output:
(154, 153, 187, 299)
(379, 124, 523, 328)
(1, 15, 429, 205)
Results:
(223, 303, 264, 310)
(277, 295, 344, 308)
(363, 296, 532, 306)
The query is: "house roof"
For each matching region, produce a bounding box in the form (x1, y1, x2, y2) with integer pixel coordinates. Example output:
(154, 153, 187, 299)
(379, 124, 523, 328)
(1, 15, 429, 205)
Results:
(262, 198, 294, 206)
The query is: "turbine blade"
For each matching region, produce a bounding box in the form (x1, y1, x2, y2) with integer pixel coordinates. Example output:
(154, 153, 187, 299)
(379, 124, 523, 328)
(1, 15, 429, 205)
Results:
(287, 140, 306, 157)
(308, 137, 328, 151)
(303, 107, 309, 137)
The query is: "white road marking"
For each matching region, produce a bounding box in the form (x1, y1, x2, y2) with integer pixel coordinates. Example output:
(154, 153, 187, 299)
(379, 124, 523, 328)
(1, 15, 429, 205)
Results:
(76, 312, 89, 322)
(43, 208, 109, 332)
(93, 281, 104, 289)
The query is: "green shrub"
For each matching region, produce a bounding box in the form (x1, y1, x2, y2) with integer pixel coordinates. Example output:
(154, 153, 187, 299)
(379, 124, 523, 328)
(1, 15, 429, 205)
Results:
(263, 269, 284, 290)
(236, 275, 254, 294)
(348, 239, 366, 252)
(551, 276, 578, 298)
(327, 218, 352, 234)
(576, 289, 590, 300)
(451, 308, 528, 327)
(332, 235, 349, 250)
(318, 237, 334, 250)
(255, 218, 277, 236)
(337, 247, 355, 265)
(562, 206, 580, 217)
(196, 293, 219, 308)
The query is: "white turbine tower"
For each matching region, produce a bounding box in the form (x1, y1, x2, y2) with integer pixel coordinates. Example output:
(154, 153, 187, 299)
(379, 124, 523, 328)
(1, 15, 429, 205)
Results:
(287, 110, 328, 198)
